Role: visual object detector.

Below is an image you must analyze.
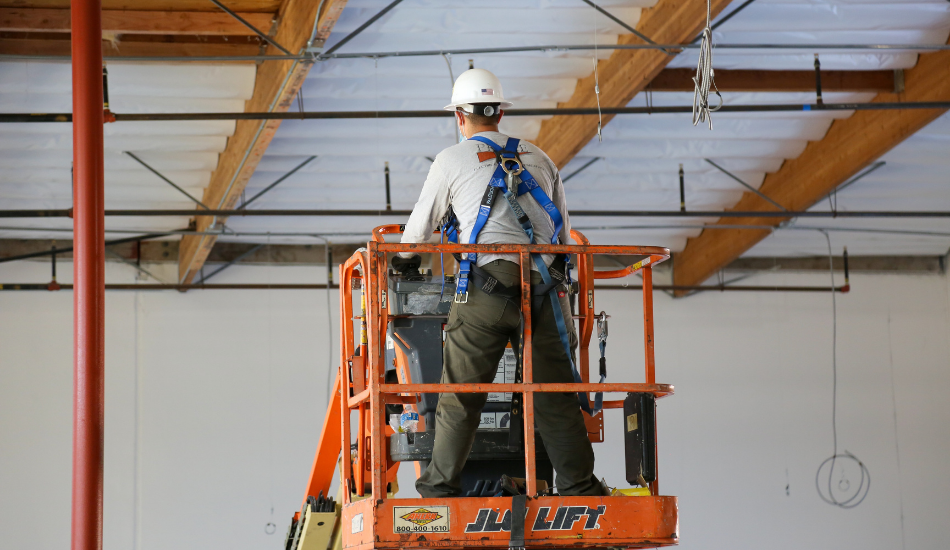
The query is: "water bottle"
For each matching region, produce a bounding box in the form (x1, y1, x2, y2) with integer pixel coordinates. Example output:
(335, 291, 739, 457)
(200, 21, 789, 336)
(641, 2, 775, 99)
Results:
(399, 411, 419, 433)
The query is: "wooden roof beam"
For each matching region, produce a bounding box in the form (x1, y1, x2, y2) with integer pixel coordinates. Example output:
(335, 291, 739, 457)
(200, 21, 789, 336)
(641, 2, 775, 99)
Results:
(0, 7, 275, 35)
(176, 0, 349, 284)
(672, 45, 950, 292)
(0, 34, 261, 58)
(534, 0, 734, 169)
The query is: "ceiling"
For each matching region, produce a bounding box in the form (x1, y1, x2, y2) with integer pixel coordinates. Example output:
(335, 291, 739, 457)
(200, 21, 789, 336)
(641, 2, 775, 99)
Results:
(1, 0, 950, 260)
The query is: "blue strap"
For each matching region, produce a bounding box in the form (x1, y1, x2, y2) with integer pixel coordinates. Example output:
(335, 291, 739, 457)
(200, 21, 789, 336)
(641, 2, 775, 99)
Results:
(454, 137, 518, 301)
(508, 188, 602, 416)
(454, 135, 602, 414)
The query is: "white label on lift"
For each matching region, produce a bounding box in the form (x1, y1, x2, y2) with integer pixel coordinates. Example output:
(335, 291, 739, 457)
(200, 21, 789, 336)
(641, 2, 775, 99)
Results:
(487, 348, 516, 403)
(479, 413, 497, 429)
(351, 513, 364, 534)
(393, 506, 450, 533)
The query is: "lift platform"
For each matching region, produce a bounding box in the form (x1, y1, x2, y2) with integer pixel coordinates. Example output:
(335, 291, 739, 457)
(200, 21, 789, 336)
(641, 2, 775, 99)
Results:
(288, 226, 676, 550)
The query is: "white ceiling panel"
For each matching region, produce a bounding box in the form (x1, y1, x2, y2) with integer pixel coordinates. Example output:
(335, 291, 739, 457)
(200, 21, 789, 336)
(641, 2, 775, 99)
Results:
(2, 0, 950, 260)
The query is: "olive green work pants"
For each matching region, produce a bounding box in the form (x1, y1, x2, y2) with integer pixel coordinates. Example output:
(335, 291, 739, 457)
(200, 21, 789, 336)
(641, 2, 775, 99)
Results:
(415, 259, 604, 497)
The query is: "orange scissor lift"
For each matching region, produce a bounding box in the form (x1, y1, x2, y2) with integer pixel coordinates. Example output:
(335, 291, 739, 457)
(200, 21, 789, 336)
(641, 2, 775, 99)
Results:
(291, 226, 677, 550)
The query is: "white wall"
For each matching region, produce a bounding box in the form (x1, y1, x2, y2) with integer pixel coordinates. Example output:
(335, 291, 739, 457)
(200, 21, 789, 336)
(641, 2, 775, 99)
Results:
(1, 260, 949, 550)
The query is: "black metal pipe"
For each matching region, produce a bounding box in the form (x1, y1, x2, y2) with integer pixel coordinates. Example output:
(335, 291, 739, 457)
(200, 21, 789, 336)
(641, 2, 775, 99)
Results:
(384, 162, 392, 212)
(598, 284, 850, 293)
(102, 66, 109, 110)
(0, 283, 337, 291)
(843, 246, 850, 286)
(0, 230, 178, 264)
(4, 100, 950, 123)
(814, 54, 824, 105)
(0, 282, 848, 293)
(678, 164, 686, 213)
(6, 209, 950, 219)
(4, 42, 950, 65)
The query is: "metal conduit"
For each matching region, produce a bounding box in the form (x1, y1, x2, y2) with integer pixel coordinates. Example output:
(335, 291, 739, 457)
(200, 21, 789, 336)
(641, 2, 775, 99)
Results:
(4, 209, 950, 218)
(0, 282, 849, 293)
(2, 43, 949, 64)
(3, 101, 950, 124)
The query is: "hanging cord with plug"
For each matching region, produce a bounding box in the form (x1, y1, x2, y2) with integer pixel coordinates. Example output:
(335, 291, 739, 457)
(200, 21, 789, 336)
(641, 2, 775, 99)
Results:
(692, 0, 722, 129)
(814, 231, 870, 509)
(593, 57, 603, 141)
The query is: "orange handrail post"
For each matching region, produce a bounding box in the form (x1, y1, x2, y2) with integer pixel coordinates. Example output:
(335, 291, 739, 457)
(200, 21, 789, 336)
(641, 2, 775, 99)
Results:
(519, 250, 539, 497)
(643, 265, 656, 385)
(370, 243, 389, 498)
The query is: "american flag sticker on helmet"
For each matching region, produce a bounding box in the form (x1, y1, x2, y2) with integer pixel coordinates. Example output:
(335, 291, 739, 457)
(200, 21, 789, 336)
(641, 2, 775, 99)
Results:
(480, 88, 494, 95)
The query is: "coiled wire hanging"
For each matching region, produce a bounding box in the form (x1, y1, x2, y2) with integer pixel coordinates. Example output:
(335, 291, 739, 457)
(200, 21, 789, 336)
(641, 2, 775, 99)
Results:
(692, 0, 722, 129)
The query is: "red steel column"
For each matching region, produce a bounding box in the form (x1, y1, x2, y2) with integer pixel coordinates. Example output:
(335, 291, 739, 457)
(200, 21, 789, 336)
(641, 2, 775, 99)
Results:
(71, 1, 105, 550)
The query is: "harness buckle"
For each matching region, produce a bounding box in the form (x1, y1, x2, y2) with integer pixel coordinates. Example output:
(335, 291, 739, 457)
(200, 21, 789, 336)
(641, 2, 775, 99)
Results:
(454, 291, 469, 304)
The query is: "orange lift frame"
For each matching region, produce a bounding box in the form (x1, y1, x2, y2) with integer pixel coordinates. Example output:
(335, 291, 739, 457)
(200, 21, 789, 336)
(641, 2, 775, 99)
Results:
(299, 226, 677, 549)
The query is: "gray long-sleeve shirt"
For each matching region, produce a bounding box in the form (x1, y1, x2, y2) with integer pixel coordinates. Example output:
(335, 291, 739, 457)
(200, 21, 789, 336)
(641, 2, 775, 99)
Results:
(401, 131, 572, 269)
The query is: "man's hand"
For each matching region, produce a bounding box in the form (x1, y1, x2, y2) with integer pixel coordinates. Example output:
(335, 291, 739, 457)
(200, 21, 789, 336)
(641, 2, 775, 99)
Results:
(391, 254, 422, 276)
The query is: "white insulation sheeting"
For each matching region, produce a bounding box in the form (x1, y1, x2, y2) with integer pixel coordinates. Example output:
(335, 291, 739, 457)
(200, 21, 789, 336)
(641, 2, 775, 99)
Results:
(746, 109, 950, 257)
(0, 62, 256, 238)
(229, 0, 950, 255)
(2, 0, 950, 257)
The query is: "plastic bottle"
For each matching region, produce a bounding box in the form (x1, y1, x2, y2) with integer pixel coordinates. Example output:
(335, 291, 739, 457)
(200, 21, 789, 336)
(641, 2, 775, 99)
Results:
(399, 411, 419, 433)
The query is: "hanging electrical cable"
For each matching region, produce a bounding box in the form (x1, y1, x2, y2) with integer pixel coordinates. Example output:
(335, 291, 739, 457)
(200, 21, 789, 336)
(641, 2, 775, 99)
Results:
(591, 9, 603, 141)
(313, 236, 336, 408)
(815, 231, 871, 509)
(265, 235, 277, 536)
(692, 0, 722, 129)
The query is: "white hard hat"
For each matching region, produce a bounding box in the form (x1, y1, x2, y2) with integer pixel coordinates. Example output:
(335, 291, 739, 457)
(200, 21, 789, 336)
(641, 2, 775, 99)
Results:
(444, 68, 512, 113)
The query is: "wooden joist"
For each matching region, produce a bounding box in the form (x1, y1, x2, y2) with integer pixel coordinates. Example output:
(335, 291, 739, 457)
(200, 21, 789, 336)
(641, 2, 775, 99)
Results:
(3, 1, 282, 11)
(0, 35, 261, 57)
(176, 0, 350, 284)
(648, 68, 896, 93)
(0, 7, 275, 35)
(672, 46, 950, 291)
(534, 0, 733, 169)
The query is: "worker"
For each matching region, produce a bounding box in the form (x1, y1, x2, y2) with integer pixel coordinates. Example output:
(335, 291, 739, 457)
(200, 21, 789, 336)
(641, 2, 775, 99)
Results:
(393, 68, 608, 498)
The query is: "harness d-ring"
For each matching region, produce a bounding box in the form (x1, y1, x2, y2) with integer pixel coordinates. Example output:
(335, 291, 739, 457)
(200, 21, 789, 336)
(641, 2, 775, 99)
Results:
(497, 152, 524, 193)
(498, 155, 524, 177)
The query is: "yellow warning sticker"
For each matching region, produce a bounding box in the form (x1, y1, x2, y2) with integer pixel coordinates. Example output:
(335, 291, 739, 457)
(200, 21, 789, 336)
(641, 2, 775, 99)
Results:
(626, 413, 638, 432)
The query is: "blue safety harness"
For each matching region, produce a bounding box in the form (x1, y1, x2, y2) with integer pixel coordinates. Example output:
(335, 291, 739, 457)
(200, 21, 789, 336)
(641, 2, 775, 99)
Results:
(446, 136, 603, 415)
